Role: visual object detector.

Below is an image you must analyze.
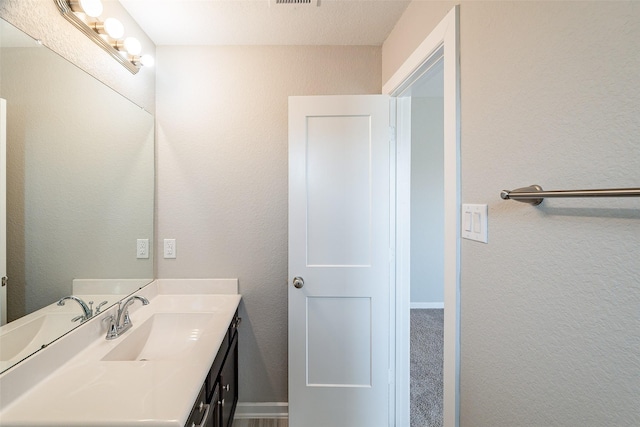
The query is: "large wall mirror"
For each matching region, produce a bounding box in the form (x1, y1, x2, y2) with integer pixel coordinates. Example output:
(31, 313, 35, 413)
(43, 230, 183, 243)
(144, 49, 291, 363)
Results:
(0, 18, 154, 373)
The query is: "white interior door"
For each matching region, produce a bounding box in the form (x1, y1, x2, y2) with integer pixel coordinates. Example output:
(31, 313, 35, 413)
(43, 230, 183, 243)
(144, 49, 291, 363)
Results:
(288, 95, 392, 426)
(1, 98, 7, 325)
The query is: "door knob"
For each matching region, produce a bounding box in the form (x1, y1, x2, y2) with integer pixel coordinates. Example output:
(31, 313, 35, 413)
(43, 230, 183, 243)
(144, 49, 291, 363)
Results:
(293, 277, 304, 289)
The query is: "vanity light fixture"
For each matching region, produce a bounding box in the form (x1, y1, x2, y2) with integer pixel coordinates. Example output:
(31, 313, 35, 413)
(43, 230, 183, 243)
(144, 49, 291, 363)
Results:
(54, 0, 153, 74)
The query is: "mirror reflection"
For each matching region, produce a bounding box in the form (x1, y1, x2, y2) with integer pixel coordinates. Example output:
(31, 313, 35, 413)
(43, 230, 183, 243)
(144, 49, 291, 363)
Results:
(0, 18, 154, 373)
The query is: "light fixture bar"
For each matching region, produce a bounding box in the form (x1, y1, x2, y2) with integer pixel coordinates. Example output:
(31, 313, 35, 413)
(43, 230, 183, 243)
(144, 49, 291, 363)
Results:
(53, 0, 140, 74)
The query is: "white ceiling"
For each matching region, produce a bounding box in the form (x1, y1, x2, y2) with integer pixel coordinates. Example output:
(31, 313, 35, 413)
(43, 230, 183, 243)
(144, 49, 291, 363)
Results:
(119, 0, 411, 46)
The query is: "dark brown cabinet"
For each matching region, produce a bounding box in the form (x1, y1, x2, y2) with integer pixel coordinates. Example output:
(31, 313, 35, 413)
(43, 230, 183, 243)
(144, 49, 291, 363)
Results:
(220, 332, 238, 427)
(185, 311, 239, 427)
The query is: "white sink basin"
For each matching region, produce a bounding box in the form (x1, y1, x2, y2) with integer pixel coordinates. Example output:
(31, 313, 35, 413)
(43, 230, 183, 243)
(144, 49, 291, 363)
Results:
(101, 313, 216, 362)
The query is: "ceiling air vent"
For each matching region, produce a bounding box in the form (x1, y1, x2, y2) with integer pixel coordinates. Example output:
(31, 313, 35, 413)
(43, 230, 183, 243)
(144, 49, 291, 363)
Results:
(270, 0, 319, 6)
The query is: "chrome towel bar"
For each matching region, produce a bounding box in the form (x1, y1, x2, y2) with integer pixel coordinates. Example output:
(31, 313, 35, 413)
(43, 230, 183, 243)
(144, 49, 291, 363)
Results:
(500, 185, 640, 205)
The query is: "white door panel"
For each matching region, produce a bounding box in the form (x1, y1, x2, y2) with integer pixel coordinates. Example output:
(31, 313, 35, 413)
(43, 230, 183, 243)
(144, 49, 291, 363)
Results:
(306, 115, 371, 267)
(288, 95, 391, 426)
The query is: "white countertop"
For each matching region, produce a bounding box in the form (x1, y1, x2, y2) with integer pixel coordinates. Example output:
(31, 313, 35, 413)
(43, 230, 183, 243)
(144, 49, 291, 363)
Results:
(0, 279, 241, 427)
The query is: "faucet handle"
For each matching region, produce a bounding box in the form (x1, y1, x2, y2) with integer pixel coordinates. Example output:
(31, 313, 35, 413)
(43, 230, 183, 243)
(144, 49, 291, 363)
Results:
(95, 300, 109, 314)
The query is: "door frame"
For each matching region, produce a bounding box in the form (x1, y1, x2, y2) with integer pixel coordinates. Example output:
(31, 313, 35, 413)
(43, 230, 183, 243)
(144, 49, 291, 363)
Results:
(1, 98, 6, 326)
(382, 6, 460, 427)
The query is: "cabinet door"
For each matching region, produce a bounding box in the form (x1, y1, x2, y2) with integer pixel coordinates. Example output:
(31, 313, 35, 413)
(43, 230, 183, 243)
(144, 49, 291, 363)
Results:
(211, 383, 221, 427)
(208, 328, 229, 403)
(220, 333, 238, 427)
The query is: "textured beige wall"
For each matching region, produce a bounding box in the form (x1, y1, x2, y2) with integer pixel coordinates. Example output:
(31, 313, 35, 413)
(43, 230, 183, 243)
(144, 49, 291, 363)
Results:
(0, 0, 155, 111)
(386, 1, 640, 425)
(155, 45, 381, 402)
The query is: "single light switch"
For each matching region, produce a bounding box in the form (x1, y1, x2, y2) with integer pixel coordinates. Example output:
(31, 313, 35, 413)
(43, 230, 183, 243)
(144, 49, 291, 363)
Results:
(464, 212, 472, 232)
(462, 204, 488, 243)
(473, 212, 481, 233)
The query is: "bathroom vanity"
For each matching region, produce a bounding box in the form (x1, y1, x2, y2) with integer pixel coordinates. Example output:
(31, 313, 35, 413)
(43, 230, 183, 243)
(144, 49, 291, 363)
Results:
(0, 279, 240, 427)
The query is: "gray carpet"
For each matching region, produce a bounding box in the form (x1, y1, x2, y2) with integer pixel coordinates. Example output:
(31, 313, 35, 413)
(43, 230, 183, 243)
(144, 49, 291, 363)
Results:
(411, 309, 444, 427)
(233, 420, 288, 427)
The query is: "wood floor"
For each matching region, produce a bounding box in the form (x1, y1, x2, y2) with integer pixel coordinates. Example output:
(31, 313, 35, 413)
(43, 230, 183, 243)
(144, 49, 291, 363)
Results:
(233, 419, 288, 427)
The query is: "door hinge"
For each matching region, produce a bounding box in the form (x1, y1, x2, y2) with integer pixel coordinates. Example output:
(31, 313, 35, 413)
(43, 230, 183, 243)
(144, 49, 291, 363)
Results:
(388, 126, 396, 143)
(1, 276, 7, 287)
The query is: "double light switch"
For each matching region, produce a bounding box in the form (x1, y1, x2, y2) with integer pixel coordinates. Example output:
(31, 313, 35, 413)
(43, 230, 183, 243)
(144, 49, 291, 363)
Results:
(462, 204, 488, 243)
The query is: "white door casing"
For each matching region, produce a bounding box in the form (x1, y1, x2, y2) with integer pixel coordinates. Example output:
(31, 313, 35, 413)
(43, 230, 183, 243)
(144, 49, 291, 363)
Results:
(383, 6, 461, 427)
(1, 99, 7, 326)
(288, 95, 391, 426)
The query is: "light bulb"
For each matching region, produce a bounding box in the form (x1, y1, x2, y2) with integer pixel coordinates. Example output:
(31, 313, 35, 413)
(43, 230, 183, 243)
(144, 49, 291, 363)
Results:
(140, 54, 155, 67)
(123, 37, 142, 55)
(103, 18, 124, 39)
(76, 0, 103, 18)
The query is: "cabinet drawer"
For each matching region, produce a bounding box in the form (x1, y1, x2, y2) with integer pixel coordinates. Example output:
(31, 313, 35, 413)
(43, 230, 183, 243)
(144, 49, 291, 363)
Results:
(185, 384, 209, 427)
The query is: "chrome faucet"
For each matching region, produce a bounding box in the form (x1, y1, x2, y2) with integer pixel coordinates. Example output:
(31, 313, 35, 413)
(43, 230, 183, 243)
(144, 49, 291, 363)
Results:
(105, 295, 150, 340)
(57, 296, 93, 321)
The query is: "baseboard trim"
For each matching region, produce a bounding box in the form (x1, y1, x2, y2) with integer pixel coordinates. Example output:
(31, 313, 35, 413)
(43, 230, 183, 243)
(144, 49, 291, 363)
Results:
(410, 302, 444, 309)
(234, 402, 289, 419)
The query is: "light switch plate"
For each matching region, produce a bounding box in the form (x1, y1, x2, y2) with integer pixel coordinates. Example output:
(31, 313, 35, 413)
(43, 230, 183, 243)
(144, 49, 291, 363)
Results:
(462, 204, 488, 243)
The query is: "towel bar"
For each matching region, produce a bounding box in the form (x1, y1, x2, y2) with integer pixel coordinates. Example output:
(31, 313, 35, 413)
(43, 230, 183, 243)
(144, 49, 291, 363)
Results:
(500, 185, 640, 205)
